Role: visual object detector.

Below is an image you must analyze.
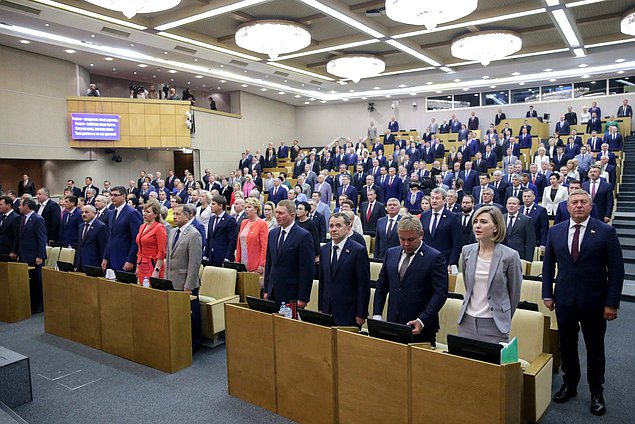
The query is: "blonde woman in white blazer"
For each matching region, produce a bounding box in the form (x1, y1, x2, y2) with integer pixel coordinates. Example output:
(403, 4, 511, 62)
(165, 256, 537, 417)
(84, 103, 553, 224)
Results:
(541, 172, 568, 216)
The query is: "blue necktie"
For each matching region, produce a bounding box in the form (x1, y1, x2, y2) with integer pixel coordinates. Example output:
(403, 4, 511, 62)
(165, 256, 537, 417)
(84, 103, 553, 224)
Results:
(172, 228, 181, 249)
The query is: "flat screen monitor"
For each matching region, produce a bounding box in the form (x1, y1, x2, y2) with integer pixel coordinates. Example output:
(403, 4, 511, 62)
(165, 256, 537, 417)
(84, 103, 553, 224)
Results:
(447, 292, 464, 300)
(369, 257, 383, 264)
(223, 261, 247, 272)
(297, 308, 335, 327)
(367, 319, 413, 344)
(49, 241, 65, 248)
(115, 270, 137, 284)
(56, 261, 75, 272)
(149, 277, 174, 291)
(246, 296, 278, 314)
(0, 254, 17, 263)
(447, 334, 502, 365)
(84, 265, 105, 278)
(517, 300, 539, 311)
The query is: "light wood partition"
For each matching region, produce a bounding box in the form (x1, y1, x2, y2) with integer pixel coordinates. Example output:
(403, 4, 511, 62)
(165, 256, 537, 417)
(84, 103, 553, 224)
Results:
(498, 118, 549, 139)
(336, 330, 410, 424)
(67, 97, 191, 149)
(225, 303, 277, 413)
(236, 272, 261, 302)
(42, 268, 71, 338)
(98, 278, 134, 361)
(410, 346, 523, 424)
(68, 273, 102, 349)
(0, 262, 31, 323)
(131, 285, 192, 373)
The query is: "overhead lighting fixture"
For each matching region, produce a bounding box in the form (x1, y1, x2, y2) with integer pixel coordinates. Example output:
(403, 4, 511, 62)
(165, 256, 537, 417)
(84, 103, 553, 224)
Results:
(138, 64, 148, 68)
(462, 87, 469, 91)
(241, 84, 249, 87)
(168, 70, 177, 73)
(260, 88, 268, 91)
(326, 55, 386, 83)
(617, 70, 624, 74)
(294, 95, 301, 98)
(157, 32, 262, 61)
(551, 8, 580, 47)
(155, 0, 267, 30)
(385, 0, 478, 30)
(298, 0, 385, 38)
(451, 31, 521, 66)
(573, 48, 585, 57)
(621, 9, 635, 36)
(512, 72, 521, 76)
(268, 62, 335, 81)
(19, 40, 30, 44)
(64, 49, 76, 53)
(235, 20, 311, 60)
(578, 63, 587, 68)
(616, 58, 625, 63)
(195, 75, 203, 79)
(385, 39, 442, 66)
(32, 0, 146, 30)
(105, 57, 114, 61)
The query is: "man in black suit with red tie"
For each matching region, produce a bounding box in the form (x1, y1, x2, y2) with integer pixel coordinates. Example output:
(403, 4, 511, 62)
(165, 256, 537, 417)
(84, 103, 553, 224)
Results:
(360, 189, 385, 236)
(17, 174, 36, 197)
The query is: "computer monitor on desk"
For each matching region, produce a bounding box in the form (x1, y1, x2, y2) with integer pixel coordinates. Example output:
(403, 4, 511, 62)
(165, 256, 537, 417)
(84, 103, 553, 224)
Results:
(115, 270, 137, 284)
(223, 261, 247, 272)
(246, 296, 279, 314)
(84, 265, 105, 278)
(149, 277, 174, 291)
(367, 319, 413, 344)
(0, 254, 17, 263)
(297, 309, 335, 327)
(56, 261, 75, 272)
(447, 334, 502, 365)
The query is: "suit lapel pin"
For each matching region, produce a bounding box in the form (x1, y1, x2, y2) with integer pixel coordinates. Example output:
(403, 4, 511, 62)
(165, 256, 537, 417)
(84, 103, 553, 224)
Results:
(591, 230, 596, 234)
(345, 249, 350, 253)
(419, 252, 423, 256)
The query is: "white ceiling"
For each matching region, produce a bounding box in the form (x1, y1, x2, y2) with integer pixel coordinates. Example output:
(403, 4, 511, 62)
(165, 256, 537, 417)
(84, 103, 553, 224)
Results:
(0, 0, 634, 106)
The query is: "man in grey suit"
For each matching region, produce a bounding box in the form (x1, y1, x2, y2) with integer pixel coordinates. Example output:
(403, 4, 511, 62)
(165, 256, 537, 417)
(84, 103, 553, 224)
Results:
(314, 173, 333, 205)
(503, 197, 536, 261)
(166, 205, 202, 293)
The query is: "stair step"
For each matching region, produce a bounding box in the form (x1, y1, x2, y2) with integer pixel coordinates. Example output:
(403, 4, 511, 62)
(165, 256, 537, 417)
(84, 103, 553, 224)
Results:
(619, 238, 635, 249)
(612, 219, 635, 228)
(622, 250, 635, 263)
(622, 280, 635, 297)
(616, 228, 635, 237)
(614, 212, 635, 219)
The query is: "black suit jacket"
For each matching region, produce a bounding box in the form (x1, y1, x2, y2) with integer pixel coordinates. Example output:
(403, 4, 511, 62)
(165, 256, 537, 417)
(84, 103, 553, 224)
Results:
(360, 201, 386, 235)
(18, 180, 36, 197)
(0, 211, 20, 255)
(502, 214, 536, 261)
(82, 185, 100, 198)
(39, 200, 62, 243)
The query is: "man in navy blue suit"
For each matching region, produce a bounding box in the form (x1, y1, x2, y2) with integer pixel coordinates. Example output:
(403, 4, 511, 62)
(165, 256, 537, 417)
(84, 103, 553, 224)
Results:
(264, 200, 314, 306)
(458, 161, 479, 194)
(0, 196, 20, 259)
(75, 205, 108, 272)
(373, 215, 448, 344)
(318, 213, 370, 326)
(101, 186, 142, 272)
(61, 195, 82, 248)
(420, 188, 462, 272)
(373, 198, 401, 259)
(554, 180, 600, 224)
(204, 195, 237, 266)
(18, 197, 47, 313)
(582, 166, 613, 223)
(542, 189, 624, 416)
(335, 175, 359, 211)
(268, 177, 288, 205)
(383, 168, 402, 202)
(521, 189, 549, 249)
(35, 188, 62, 244)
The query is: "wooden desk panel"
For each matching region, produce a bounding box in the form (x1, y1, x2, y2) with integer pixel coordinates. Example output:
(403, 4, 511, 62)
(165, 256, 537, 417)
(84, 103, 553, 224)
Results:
(236, 272, 261, 302)
(42, 268, 71, 339)
(336, 330, 410, 424)
(98, 279, 134, 360)
(68, 273, 101, 349)
(225, 304, 277, 412)
(0, 263, 31, 323)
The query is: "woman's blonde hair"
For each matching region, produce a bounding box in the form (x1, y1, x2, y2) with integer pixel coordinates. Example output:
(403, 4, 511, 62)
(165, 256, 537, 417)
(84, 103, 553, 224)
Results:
(472, 206, 506, 243)
(143, 199, 163, 223)
(244, 197, 262, 215)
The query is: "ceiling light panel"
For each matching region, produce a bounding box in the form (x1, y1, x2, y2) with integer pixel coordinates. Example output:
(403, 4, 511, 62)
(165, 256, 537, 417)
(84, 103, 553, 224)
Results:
(154, 0, 268, 31)
(297, 0, 385, 38)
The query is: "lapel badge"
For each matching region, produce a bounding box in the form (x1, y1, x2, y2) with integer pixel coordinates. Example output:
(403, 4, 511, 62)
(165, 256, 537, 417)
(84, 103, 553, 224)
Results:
(345, 249, 350, 253)
(590, 230, 596, 234)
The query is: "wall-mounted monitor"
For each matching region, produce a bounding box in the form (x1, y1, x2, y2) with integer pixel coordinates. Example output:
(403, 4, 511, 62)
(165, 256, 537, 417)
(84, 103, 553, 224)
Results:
(70, 113, 120, 140)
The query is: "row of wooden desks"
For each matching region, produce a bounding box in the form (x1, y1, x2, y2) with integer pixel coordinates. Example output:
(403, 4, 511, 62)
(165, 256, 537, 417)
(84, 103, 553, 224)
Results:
(0, 262, 31, 323)
(225, 304, 523, 424)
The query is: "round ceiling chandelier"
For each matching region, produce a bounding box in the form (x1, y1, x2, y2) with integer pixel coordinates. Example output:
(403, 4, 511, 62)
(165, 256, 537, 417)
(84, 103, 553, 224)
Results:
(385, 0, 478, 30)
(326, 55, 386, 83)
(621, 9, 635, 36)
(235, 20, 311, 60)
(451, 30, 522, 66)
(85, 0, 181, 19)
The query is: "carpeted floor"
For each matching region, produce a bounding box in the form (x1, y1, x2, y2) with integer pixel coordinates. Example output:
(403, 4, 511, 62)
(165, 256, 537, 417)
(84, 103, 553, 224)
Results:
(1, 302, 633, 424)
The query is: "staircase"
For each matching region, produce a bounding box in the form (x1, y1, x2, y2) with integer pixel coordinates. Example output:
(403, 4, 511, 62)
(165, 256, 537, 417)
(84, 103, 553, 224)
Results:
(613, 135, 635, 298)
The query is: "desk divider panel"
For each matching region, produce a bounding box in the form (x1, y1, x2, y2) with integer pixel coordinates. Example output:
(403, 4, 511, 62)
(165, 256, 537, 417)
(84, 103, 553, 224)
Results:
(225, 303, 277, 413)
(0, 263, 31, 323)
(98, 279, 134, 360)
(68, 273, 102, 349)
(42, 268, 71, 339)
(236, 272, 261, 302)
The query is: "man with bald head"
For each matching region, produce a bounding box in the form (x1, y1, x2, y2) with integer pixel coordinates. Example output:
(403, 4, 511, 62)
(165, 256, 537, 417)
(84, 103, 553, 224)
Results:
(75, 205, 108, 272)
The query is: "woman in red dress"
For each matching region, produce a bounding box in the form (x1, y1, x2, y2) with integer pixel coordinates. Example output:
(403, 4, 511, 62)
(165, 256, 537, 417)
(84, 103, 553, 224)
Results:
(135, 200, 167, 284)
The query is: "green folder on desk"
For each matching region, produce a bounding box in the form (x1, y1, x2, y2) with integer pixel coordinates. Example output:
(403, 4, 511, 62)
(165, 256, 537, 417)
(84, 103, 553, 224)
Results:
(500, 337, 519, 365)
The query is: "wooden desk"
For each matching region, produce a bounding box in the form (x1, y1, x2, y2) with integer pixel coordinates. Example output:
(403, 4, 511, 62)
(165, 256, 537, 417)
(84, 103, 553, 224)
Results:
(236, 272, 261, 302)
(410, 346, 523, 424)
(0, 262, 31, 323)
(42, 268, 71, 338)
(98, 278, 134, 360)
(225, 303, 277, 412)
(67, 273, 102, 349)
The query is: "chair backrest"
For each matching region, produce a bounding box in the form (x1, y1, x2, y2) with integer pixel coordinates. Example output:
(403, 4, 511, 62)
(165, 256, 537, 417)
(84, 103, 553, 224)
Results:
(362, 234, 371, 255)
(200, 266, 237, 300)
(510, 308, 545, 363)
(437, 298, 463, 345)
(521, 279, 557, 330)
(58, 248, 75, 265)
(529, 261, 543, 277)
(46, 246, 61, 268)
(370, 261, 382, 282)
(520, 259, 530, 275)
(307, 280, 320, 311)
(454, 273, 466, 295)
(368, 288, 388, 321)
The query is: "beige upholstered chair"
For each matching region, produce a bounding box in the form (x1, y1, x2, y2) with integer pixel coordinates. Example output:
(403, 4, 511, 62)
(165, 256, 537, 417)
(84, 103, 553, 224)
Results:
(199, 266, 240, 340)
(58, 248, 75, 265)
(45, 247, 61, 268)
(435, 298, 462, 349)
(362, 235, 372, 255)
(365, 288, 388, 329)
(521, 279, 560, 372)
(453, 273, 466, 296)
(529, 261, 543, 277)
(306, 280, 320, 312)
(510, 308, 553, 423)
(369, 261, 382, 283)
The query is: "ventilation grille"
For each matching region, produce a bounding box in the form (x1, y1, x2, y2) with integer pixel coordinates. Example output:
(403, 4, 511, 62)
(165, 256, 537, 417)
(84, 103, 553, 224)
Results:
(101, 26, 130, 38)
(310, 80, 323, 85)
(274, 71, 289, 77)
(230, 59, 248, 67)
(0, 0, 41, 14)
(174, 45, 197, 54)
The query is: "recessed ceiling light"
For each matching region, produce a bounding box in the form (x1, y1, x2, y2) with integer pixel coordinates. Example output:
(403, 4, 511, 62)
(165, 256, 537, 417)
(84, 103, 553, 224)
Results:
(202, 84, 206, 87)
(490, 85, 496, 88)
(398, 84, 407, 88)
(220, 80, 226, 83)
(91, 34, 95, 38)
(309, 98, 316, 101)
(105, 57, 113, 61)
(90, 63, 94, 67)
(187, 81, 191, 85)
(582, 74, 590, 78)
(454, 79, 461, 82)
(294, 95, 301, 98)
(578, 64, 587, 68)
(304, 102, 310, 104)
(265, 75, 268, 78)
(317, 88, 320, 90)
(45, 23, 49, 27)
(195, 75, 203, 79)
(544, 68, 553, 72)
(549, 78, 556, 82)
(330, 90, 337, 94)
(410, 92, 417, 96)
(19, 39, 30, 44)
(284, 79, 288, 82)
(168, 70, 177, 74)
(373, 87, 380, 90)
(301, 83, 305, 86)
(153, 75, 156, 78)
(436, 90, 442, 93)
(220, 64, 223, 67)
(171, 78, 174, 81)
(349, 89, 355, 93)
(426, 81, 433, 85)
(343, 98, 349, 101)
(482, 75, 490, 79)
(112, 68, 116, 71)
(241, 84, 248, 87)
(519, 82, 525, 85)
(590, 81, 596, 84)
(130, 43, 134, 47)
(260, 88, 268, 91)
(616, 58, 625, 63)
(164, 51, 168, 55)
(278, 91, 285, 95)
(138, 64, 148, 68)
(385, 95, 391, 98)
(133, 71, 137, 75)
(361, 97, 368, 100)
(65, 49, 76, 54)
(320, 100, 327, 103)
(194, 58, 198, 62)
(617, 70, 625, 74)
(512, 72, 521, 76)
(244, 70, 247, 73)
(462, 87, 469, 91)
(217, 86, 221, 89)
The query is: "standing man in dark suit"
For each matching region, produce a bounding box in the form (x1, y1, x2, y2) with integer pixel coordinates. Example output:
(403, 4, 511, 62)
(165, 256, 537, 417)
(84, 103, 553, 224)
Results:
(373, 216, 448, 343)
(616, 98, 632, 118)
(0, 196, 20, 259)
(264, 200, 314, 306)
(66, 180, 82, 198)
(586, 113, 602, 134)
(467, 112, 479, 131)
(35, 188, 62, 244)
(521, 189, 549, 250)
(458, 195, 476, 249)
(494, 109, 506, 126)
(373, 198, 401, 260)
(101, 186, 142, 272)
(526, 105, 538, 118)
(335, 175, 359, 211)
(94, 195, 111, 226)
(458, 162, 479, 194)
(582, 166, 613, 223)
(502, 197, 536, 261)
(75, 205, 108, 272)
(81, 177, 99, 198)
(18, 197, 47, 313)
(360, 189, 386, 236)
(17, 174, 36, 197)
(319, 213, 370, 326)
(61, 196, 82, 248)
(565, 106, 578, 125)
(542, 189, 624, 416)
(268, 178, 288, 205)
(204, 195, 238, 266)
(420, 188, 462, 272)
